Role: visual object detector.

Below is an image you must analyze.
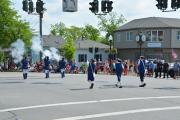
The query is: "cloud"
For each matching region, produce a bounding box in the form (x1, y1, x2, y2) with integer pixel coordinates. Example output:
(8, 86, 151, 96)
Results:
(12, 0, 180, 35)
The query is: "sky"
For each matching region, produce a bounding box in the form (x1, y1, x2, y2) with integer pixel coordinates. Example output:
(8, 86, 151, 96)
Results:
(11, 0, 180, 35)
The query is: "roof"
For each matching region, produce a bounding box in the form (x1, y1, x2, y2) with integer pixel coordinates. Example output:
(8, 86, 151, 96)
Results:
(75, 39, 109, 49)
(42, 35, 109, 49)
(43, 35, 65, 48)
(117, 17, 180, 31)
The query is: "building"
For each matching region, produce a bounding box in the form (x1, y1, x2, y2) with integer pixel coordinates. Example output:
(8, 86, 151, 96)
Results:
(75, 39, 109, 67)
(113, 17, 180, 62)
(40, 35, 109, 67)
(31, 35, 65, 63)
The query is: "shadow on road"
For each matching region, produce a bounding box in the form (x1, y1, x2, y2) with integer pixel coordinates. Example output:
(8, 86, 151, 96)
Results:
(31, 82, 63, 85)
(69, 88, 89, 91)
(0, 81, 24, 84)
(154, 87, 180, 90)
(99, 85, 138, 89)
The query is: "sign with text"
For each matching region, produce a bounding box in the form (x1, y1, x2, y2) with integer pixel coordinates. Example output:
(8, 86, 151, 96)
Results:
(147, 43, 162, 48)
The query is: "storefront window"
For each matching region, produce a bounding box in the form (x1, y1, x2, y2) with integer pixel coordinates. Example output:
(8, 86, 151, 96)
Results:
(146, 30, 164, 42)
(146, 31, 151, 41)
(177, 31, 180, 40)
(158, 31, 163, 41)
(152, 31, 157, 41)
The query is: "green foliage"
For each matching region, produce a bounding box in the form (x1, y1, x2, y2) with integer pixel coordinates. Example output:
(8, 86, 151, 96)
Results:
(50, 22, 101, 41)
(50, 22, 67, 37)
(80, 63, 87, 74)
(82, 24, 100, 41)
(98, 12, 126, 38)
(67, 26, 83, 41)
(98, 36, 109, 45)
(0, 0, 32, 48)
(62, 37, 76, 61)
(50, 22, 83, 41)
(50, 12, 126, 46)
(105, 48, 117, 54)
(0, 51, 5, 62)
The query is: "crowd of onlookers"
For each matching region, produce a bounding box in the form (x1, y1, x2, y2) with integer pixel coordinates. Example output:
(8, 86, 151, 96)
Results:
(1, 58, 180, 79)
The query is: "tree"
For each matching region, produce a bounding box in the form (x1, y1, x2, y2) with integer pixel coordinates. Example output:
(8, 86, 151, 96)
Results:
(98, 12, 126, 39)
(67, 26, 83, 41)
(50, 22, 67, 37)
(82, 24, 100, 41)
(62, 37, 76, 61)
(50, 22, 82, 41)
(50, 22, 101, 42)
(0, 0, 32, 48)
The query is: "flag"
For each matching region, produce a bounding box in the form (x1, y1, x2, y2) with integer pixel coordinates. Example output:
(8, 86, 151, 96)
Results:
(172, 49, 178, 59)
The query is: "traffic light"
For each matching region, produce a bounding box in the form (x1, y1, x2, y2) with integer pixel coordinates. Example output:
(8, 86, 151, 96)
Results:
(101, 1, 107, 13)
(171, 0, 177, 9)
(162, 0, 168, 9)
(29, 0, 34, 13)
(156, 0, 162, 9)
(177, 0, 180, 8)
(89, 0, 99, 13)
(22, 0, 28, 12)
(107, 1, 113, 12)
(36, 0, 44, 14)
(156, 0, 167, 10)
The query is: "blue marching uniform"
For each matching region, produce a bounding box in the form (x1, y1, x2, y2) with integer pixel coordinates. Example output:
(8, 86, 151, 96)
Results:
(115, 61, 123, 88)
(87, 62, 96, 89)
(59, 58, 66, 78)
(22, 58, 28, 79)
(88, 63, 95, 81)
(44, 57, 50, 78)
(138, 58, 146, 87)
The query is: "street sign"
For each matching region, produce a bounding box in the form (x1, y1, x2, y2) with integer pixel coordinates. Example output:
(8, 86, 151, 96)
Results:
(63, 0, 78, 12)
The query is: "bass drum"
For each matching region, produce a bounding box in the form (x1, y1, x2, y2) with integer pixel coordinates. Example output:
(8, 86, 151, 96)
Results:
(168, 68, 175, 78)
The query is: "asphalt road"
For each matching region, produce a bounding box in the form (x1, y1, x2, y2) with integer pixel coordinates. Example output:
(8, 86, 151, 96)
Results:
(0, 72, 180, 120)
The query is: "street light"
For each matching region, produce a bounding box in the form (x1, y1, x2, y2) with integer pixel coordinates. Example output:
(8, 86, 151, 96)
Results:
(108, 35, 113, 71)
(136, 32, 146, 56)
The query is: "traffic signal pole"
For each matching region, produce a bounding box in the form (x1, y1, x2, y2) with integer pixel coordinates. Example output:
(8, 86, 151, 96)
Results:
(22, 0, 45, 61)
(39, 13, 43, 61)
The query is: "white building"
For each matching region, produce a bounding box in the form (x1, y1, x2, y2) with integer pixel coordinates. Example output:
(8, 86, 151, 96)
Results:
(39, 35, 109, 67)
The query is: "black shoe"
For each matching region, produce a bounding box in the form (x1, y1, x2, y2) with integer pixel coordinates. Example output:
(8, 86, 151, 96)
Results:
(139, 83, 146, 87)
(89, 83, 94, 89)
(119, 85, 123, 88)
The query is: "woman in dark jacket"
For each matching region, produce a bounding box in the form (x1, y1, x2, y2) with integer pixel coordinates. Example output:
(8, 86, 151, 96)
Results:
(87, 59, 96, 89)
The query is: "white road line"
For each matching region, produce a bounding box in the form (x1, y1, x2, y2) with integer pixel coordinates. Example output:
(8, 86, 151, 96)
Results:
(0, 96, 180, 113)
(54, 106, 180, 120)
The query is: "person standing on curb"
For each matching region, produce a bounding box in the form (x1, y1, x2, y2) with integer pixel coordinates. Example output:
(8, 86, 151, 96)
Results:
(87, 59, 96, 89)
(21, 56, 29, 79)
(138, 56, 146, 87)
(115, 58, 124, 88)
(173, 60, 180, 79)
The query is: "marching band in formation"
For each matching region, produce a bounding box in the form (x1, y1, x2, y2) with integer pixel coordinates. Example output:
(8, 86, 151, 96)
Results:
(20, 55, 180, 89)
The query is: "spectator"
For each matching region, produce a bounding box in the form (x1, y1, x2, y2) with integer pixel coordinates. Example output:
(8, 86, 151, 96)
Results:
(163, 61, 169, 78)
(173, 60, 180, 79)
